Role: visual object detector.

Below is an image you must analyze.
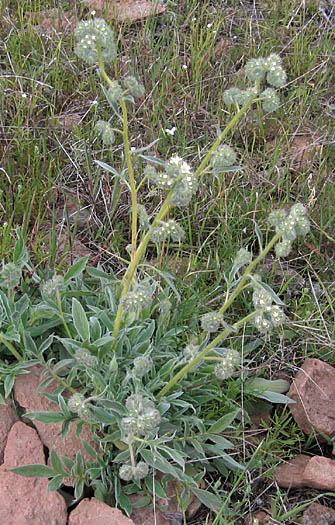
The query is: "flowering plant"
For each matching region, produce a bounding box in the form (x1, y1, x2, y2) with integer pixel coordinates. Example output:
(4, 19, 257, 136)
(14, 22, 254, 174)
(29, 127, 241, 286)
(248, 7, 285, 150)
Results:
(0, 18, 310, 516)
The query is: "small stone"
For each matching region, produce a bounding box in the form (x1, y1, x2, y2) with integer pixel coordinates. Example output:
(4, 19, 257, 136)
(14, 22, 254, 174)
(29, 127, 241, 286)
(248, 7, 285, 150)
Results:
(0, 422, 67, 525)
(244, 510, 271, 524)
(302, 456, 335, 490)
(301, 502, 335, 525)
(273, 454, 310, 488)
(288, 358, 335, 437)
(0, 399, 18, 464)
(68, 498, 135, 525)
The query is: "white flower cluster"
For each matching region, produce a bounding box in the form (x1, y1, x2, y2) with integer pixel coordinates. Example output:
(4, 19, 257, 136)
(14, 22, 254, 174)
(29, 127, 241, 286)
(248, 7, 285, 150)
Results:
(67, 392, 93, 421)
(145, 155, 198, 207)
(121, 286, 152, 313)
(132, 355, 152, 377)
(40, 274, 64, 299)
(120, 394, 161, 436)
(150, 219, 185, 243)
(95, 120, 115, 145)
(233, 247, 252, 270)
(74, 18, 117, 65)
(119, 461, 149, 481)
(123, 76, 145, 99)
(74, 348, 98, 368)
(251, 286, 286, 332)
(0, 262, 22, 289)
(223, 54, 286, 113)
(210, 144, 237, 174)
(214, 349, 240, 380)
(268, 203, 310, 258)
(201, 311, 224, 333)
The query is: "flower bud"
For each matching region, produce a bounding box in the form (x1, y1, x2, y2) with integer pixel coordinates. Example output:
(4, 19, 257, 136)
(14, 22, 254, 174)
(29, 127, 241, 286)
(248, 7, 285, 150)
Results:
(133, 461, 149, 480)
(223, 87, 243, 106)
(210, 144, 237, 173)
(214, 349, 240, 380)
(68, 393, 86, 413)
(74, 19, 117, 65)
(233, 248, 252, 268)
(41, 274, 64, 299)
(74, 348, 98, 368)
(0, 262, 22, 289)
(245, 57, 267, 81)
(252, 288, 273, 309)
(201, 312, 224, 333)
(121, 286, 152, 312)
(133, 355, 152, 377)
(107, 80, 123, 103)
(95, 120, 115, 145)
(267, 305, 286, 327)
(119, 464, 133, 481)
(252, 312, 273, 333)
(266, 66, 287, 87)
(123, 76, 145, 98)
(264, 54, 282, 69)
(275, 239, 292, 258)
(150, 220, 185, 243)
(261, 88, 280, 112)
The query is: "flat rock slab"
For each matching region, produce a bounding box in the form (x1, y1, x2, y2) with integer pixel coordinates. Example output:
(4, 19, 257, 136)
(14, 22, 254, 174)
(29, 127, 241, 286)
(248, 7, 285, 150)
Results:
(302, 502, 335, 525)
(14, 365, 98, 484)
(0, 421, 67, 525)
(68, 497, 135, 525)
(274, 454, 310, 488)
(302, 456, 335, 490)
(0, 399, 18, 464)
(288, 358, 335, 436)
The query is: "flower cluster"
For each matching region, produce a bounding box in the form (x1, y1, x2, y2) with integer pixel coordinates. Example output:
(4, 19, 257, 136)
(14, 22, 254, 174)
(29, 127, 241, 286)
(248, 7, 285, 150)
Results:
(223, 54, 286, 112)
(145, 155, 198, 207)
(123, 76, 145, 99)
(251, 285, 286, 332)
(150, 219, 185, 243)
(0, 262, 22, 289)
(74, 18, 117, 65)
(201, 311, 224, 333)
(120, 394, 161, 437)
(120, 285, 152, 313)
(106, 80, 123, 103)
(119, 461, 149, 481)
(40, 274, 64, 299)
(95, 120, 115, 145)
(233, 248, 252, 270)
(214, 349, 240, 380)
(210, 144, 237, 174)
(67, 393, 93, 421)
(132, 355, 152, 377)
(268, 203, 310, 258)
(74, 348, 98, 368)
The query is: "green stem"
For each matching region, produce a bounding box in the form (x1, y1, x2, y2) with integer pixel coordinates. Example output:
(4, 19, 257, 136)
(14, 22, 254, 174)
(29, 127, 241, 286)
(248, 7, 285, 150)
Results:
(156, 309, 262, 400)
(56, 289, 72, 339)
(218, 230, 282, 316)
(194, 95, 257, 178)
(0, 333, 23, 361)
(120, 97, 137, 260)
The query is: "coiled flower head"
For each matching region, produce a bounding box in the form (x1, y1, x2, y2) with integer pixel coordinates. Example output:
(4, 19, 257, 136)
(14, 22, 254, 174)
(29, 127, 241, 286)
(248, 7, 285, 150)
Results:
(133, 355, 152, 378)
(233, 248, 252, 269)
(119, 461, 149, 481)
(95, 120, 115, 145)
(41, 274, 64, 300)
(107, 80, 123, 103)
(123, 76, 145, 99)
(68, 393, 86, 413)
(211, 144, 237, 173)
(121, 285, 152, 313)
(74, 18, 117, 65)
(245, 57, 267, 81)
(252, 288, 273, 309)
(261, 88, 280, 112)
(201, 312, 224, 333)
(266, 66, 287, 88)
(121, 394, 160, 437)
(215, 349, 240, 380)
(0, 262, 22, 289)
(74, 348, 98, 368)
(150, 220, 185, 243)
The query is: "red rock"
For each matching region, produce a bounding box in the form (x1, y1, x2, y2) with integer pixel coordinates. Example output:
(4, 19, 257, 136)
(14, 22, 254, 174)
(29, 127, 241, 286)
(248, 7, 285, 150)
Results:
(273, 454, 310, 488)
(301, 502, 335, 524)
(14, 365, 98, 484)
(288, 358, 335, 436)
(129, 494, 172, 525)
(302, 456, 335, 490)
(68, 498, 135, 525)
(0, 399, 18, 463)
(0, 422, 67, 525)
(245, 510, 271, 524)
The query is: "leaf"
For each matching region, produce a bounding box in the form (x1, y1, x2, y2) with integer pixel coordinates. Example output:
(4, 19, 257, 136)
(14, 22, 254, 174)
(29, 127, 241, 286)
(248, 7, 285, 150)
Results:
(208, 409, 240, 434)
(190, 487, 222, 514)
(50, 449, 65, 474)
(64, 255, 90, 283)
(245, 377, 290, 394)
(145, 477, 167, 499)
(87, 0, 166, 23)
(48, 475, 65, 491)
(72, 298, 90, 342)
(94, 159, 120, 178)
(24, 411, 66, 423)
(74, 479, 84, 501)
(10, 464, 56, 478)
(256, 391, 295, 404)
(4, 374, 15, 398)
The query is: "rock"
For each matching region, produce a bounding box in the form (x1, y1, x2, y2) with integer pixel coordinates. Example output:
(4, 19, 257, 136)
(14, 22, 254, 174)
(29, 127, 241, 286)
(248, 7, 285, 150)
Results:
(288, 358, 335, 436)
(0, 421, 67, 525)
(0, 398, 18, 464)
(68, 497, 135, 525)
(244, 510, 271, 524)
(302, 456, 335, 490)
(273, 454, 310, 488)
(301, 502, 335, 525)
(14, 365, 98, 484)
